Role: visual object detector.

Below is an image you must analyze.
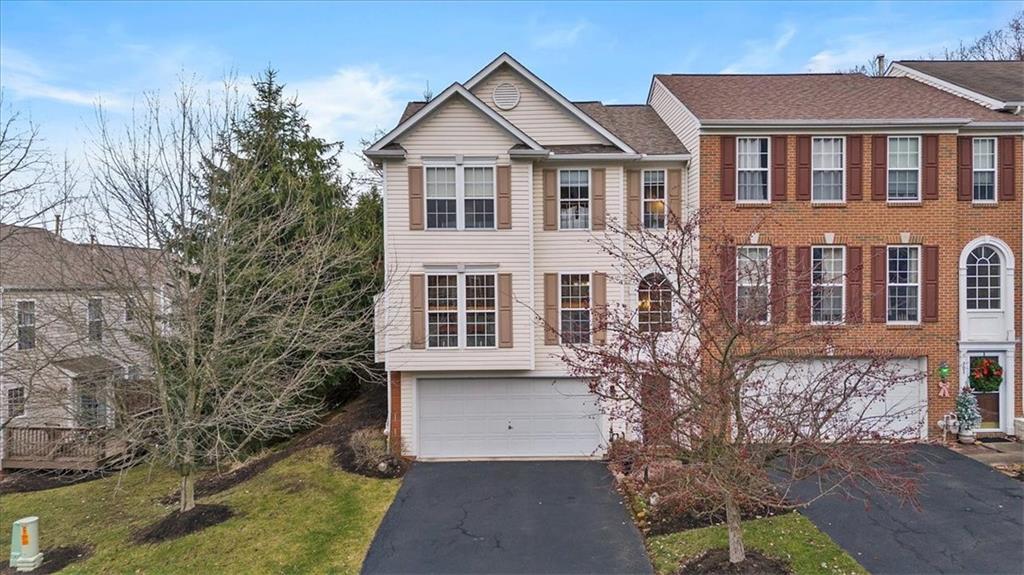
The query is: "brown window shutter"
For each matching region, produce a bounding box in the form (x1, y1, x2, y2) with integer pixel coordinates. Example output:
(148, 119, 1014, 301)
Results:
(543, 169, 557, 230)
(772, 137, 788, 202)
(498, 273, 513, 348)
(593, 272, 607, 345)
(871, 136, 887, 201)
(720, 136, 736, 202)
(668, 168, 683, 223)
(870, 246, 887, 323)
(847, 135, 863, 201)
(998, 136, 1016, 200)
(626, 169, 641, 230)
(771, 246, 788, 324)
(408, 166, 424, 230)
(923, 245, 939, 323)
(497, 165, 512, 229)
(795, 135, 811, 201)
(957, 137, 973, 201)
(795, 246, 811, 323)
(544, 273, 559, 344)
(591, 168, 606, 231)
(409, 274, 425, 349)
(923, 134, 939, 200)
(846, 246, 863, 323)
(720, 245, 736, 320)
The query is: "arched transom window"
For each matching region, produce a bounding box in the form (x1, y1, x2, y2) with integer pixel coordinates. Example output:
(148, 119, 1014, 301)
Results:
(638, 273, 672, 333)
(966, 245, 1001, 310)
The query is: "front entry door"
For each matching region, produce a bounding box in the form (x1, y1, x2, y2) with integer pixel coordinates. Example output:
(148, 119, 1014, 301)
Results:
(967, 352, 1005, 430)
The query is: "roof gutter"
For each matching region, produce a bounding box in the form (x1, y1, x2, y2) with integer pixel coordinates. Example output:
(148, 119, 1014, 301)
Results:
(364, 149, 407, 160)
(702, 118, 973, 129)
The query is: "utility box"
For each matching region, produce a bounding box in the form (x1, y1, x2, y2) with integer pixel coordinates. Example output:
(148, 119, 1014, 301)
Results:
(9, 517, 43, 572)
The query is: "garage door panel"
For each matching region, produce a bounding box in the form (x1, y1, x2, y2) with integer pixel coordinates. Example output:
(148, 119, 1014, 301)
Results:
(418, 378, 605, 459)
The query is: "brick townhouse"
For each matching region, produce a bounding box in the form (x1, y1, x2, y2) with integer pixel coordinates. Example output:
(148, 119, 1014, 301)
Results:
(367, 53, 1023, 459)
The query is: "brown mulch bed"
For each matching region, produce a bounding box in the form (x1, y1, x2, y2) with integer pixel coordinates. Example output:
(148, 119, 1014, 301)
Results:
(133, 504, 234, 544)
(676, 549, 792, 575)
(647, 503, 784, 537)
(0, 470, 110, 495)
(0, 545, 93, 575)
(160, 389, 404, 505)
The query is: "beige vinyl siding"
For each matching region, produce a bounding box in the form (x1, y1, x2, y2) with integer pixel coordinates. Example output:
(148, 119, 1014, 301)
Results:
(649, 79, 702, 216)
(382, 99, 535, 371)
(532, 164, 625, 372)
(470, 65, 610, 146)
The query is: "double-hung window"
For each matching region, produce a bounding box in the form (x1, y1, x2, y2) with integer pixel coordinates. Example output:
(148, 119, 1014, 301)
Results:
(811, 137, 844, 202)
(811, 246, 845, 324)
(425, 165, 495, 230)
(17, 301, 35, 350)
(426, 274, 459, 348)
(643, 170, 667, 229)
(7, 387, 25, 419)
(560, 273, 591, 343)
(972, 138, 996, 202)
(559, 169, 590, 229)
(736, 246, 771, 323)
(426, 273, 497, 349)
(87, 298, 103, 342)
(886, 246, 920, 323)
(887, 136, 920, 202)
(736, 137, 769, 202)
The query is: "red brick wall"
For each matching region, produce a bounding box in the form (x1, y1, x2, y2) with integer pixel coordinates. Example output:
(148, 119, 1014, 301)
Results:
(701, 133, 1023, 435)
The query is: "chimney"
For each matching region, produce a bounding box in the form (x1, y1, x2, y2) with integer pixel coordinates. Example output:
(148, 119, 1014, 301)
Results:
(54, 214, 62, 236)
(875, 54, 886, 77)
(89, 233, 97, 245)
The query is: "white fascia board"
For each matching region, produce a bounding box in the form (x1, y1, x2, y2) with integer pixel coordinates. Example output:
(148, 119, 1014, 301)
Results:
(547, 153, 643, 161)
(640, 154, 691, 162)
(962, 121, 1024, 131)
(366, 82, 545, 153)
(464, 53, 638, 155)
(887, 62, 1007, 110)
(702, 118, 971, 128)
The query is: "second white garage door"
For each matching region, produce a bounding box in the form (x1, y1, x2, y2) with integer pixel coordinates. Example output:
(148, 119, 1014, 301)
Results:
(417, 378, 606, 459)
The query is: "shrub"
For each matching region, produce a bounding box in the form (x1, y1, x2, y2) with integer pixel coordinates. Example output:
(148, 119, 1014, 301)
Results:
(349, 427, 391, 471)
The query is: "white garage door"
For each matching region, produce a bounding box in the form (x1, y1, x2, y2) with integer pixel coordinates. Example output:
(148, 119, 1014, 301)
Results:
(756, 358, 928, 439)
(417, 378, 606, 459)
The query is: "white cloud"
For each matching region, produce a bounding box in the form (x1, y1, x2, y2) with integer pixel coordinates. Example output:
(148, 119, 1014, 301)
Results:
(804, 33, 947, 73)
(291, 66, 414, 172)
(1, 46, 127, 108)
(720, 24, 797, 74)
(530, 20, 589, 49)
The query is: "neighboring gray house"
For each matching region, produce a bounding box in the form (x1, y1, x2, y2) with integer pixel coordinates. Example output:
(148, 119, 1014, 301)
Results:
(0, 223, 158, 470)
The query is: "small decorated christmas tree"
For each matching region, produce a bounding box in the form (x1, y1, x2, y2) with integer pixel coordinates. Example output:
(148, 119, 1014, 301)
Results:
(955, 387, 981, 433)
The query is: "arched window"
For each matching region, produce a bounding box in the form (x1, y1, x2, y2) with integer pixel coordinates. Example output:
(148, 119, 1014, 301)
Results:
(638, 273, 672, 332)
(966, 245, 1001, 310)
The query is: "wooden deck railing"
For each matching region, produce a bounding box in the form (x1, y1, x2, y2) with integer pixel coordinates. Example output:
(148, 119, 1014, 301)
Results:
(3, 426, 106, 464)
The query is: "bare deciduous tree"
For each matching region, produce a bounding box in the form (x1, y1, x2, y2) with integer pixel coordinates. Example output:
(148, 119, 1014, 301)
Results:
(943, 10, 1024, 61)
(553, 213, 921, 566)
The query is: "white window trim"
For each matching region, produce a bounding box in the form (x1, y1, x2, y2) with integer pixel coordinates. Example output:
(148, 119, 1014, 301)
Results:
(424, 271, 499, 350)
(735, 136, 771, 205)
(87, 297, 103, 342)
(972, 137, 998, 204)
(6, 386, 26, 420)
(810, 245, 846, 325)
(886, 245, 922, 325)
(736, 245, 772, 324)
(810, 136, 846, 204)
(642, 169, 668, 229)
(16, 299, 36, 351)
(557, 168, 592, 231)
(558, 271, 592, 344)
(423, 162, 498, 231)
(886, 135, 922, 203)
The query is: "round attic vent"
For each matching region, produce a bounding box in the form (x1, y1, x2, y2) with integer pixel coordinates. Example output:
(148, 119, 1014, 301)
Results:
(492, 82, 520, 110)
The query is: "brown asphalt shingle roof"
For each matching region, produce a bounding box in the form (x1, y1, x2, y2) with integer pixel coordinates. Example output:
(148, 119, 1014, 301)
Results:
(895, 60, 1024, 104)
(574, 103, 688, 155)
(399, 101, 427, 123)
(655, 73, 1021, 123)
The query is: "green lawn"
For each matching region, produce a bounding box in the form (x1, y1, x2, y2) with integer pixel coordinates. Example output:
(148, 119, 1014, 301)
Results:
(646, 512, 867, 575)
(0, 446, 399, 574)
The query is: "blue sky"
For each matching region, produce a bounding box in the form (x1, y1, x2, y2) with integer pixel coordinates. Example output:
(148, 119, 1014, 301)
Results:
(1, 1, 1019, 171)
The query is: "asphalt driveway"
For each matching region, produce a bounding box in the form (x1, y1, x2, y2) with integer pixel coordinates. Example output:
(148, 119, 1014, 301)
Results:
(793, 444, 1024, 575)
(362, 461, 652, 574)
